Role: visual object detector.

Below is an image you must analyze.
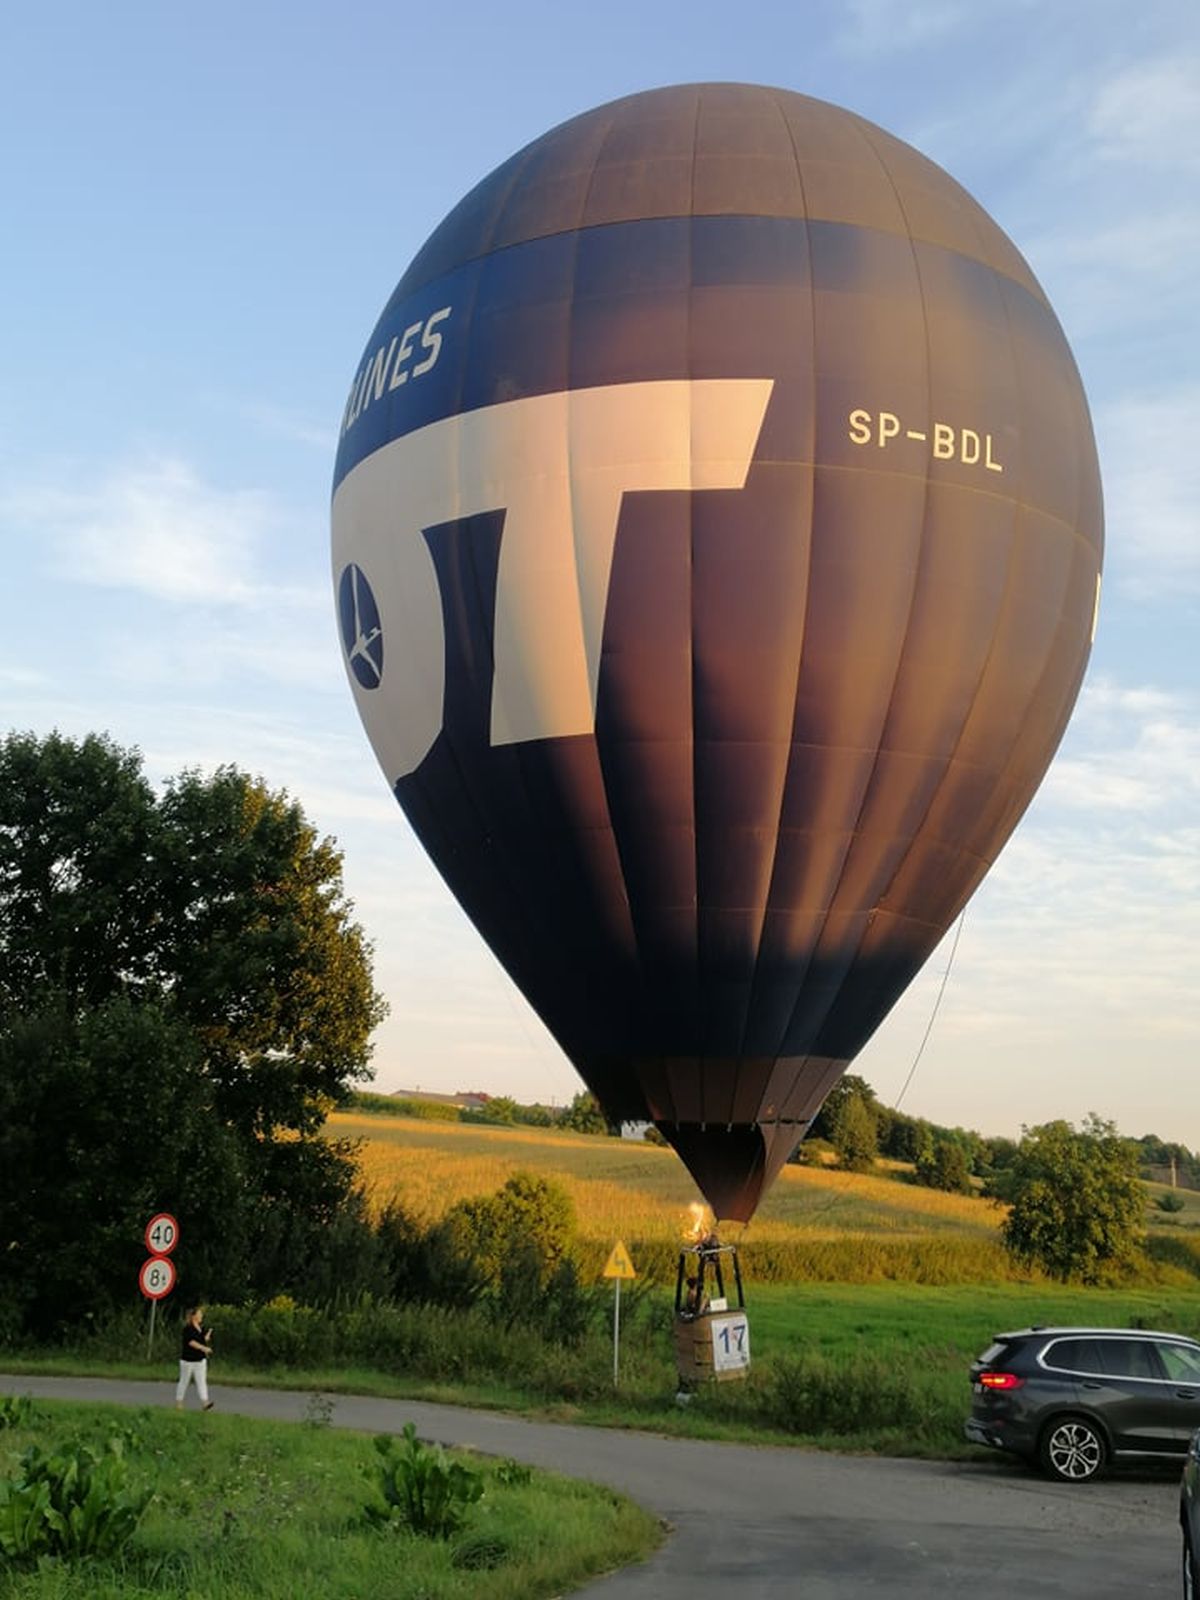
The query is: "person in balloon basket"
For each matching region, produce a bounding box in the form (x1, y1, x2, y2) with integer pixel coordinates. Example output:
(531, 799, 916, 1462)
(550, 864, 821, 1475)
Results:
(682, 1276, 710, 1318)
(175, 1305, 215, 1411)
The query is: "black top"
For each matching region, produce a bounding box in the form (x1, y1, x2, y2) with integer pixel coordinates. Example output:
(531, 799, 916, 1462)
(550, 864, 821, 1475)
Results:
(180, 1321, 210, 1361)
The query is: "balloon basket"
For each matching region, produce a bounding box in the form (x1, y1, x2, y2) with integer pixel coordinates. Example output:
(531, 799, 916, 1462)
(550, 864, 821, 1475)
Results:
(673, 1239, 750, 1386)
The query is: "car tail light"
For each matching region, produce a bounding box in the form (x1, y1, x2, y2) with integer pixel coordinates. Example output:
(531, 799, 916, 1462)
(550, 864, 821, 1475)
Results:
(978, 1371, 1024, 1391)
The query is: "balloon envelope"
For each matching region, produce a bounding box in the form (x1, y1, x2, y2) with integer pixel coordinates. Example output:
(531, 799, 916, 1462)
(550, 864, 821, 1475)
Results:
(332, 85, 1102, 1221)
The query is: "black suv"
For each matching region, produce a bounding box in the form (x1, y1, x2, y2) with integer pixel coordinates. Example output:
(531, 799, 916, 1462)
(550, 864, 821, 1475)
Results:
(966, 1326, 1200, 1482)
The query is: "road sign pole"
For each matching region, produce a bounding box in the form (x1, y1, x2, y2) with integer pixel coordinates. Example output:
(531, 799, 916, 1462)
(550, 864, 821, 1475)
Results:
(147, 1296, 157, 1360)
(602, 1239, 635, 1389)
(613, 1275, 621, 1388)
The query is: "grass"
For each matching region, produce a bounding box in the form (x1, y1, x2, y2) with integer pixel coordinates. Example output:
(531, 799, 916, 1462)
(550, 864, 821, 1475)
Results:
(0, 1398, 660, 1598)
(1146, 1180, 1200, 1228)
(7, 1123, 1197, 1477)
(9, 1279, 1200, 1464)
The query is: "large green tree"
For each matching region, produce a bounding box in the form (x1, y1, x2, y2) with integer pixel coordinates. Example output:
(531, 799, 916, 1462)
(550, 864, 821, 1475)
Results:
(999, 1116, 1145, 1282)
(0, 731, 386, 1334)
(829, 1090, 879, 1173)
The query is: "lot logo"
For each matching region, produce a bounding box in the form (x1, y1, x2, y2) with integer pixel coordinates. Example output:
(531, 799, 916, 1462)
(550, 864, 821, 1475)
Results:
(332, 377, 774, 778)
(338, 563, 384, 689)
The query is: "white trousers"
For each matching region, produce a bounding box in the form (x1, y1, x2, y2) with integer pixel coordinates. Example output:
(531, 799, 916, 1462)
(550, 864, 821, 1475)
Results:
(175, 1358, 209, 1405)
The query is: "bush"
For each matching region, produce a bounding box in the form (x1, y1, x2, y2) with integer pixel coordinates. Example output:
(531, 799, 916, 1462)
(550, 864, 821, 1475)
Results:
(765, 1350, 957, 1445)
(0, 1435, 152, 1563)
(0, 1395, 38, 1430)
(433, 1171, 576, 1296)
(365, 1424, 483, 1538)
(1156, 1192, 1187, 1214)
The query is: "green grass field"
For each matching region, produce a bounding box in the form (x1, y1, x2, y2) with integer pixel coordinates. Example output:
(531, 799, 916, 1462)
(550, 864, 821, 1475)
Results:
(0, 1399, 659, 1599)
(7, 1118, 1197, 1470)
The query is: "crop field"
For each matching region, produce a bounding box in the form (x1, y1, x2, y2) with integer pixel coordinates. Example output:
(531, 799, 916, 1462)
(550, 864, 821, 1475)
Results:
(335, 1111, 999, 1237)
(332, 1110, 1021, 1283)
(332, 1112, 1200, 1288)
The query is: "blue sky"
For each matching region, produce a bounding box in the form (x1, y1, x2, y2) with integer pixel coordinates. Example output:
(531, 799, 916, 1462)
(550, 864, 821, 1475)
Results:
(2, 1, 1196, 1146)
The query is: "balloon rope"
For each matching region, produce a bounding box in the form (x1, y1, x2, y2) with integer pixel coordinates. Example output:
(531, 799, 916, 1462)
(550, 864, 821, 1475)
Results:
(892, 909, 966, 1112)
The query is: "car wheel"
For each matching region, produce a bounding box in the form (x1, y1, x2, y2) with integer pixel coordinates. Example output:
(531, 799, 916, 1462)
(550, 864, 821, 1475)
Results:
(1185, 1526, 1196, 1600)
(1038, 1416, 1107, 1482)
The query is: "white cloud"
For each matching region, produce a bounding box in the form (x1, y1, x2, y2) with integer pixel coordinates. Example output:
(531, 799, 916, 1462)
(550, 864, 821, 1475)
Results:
(230, 398, 336, 453)
(1044, 688, 1200, 817)
(1087, 57, 1200, 169)
(1022, 207, 1200, 346)
(859, 663, 1200, 1140)
(1094, 387, 1200, 595)
(3, 457, 295, 606)
(835, 0, 977, 52)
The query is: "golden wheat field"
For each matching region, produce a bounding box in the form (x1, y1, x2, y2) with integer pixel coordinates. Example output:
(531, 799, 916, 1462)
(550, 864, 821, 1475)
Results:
(331, 1111, 1002, 1251)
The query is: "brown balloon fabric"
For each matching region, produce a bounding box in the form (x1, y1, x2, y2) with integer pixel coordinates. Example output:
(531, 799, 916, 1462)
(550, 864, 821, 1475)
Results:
(332, 86, 1103, 1222)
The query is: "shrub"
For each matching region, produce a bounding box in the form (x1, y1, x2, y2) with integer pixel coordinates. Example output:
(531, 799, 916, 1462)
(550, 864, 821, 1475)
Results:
(434, 1171, 576, 1295)
(0, 1395, 38, 1430)
(0, 1435, 152, 1563)
(1156, 1192, 1186, 1214)
(767, 1351, 954, 1442)
(365, 1424, 483, 1538)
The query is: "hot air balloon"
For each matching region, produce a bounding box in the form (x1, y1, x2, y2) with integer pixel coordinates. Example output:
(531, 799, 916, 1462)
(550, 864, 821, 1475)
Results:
(332, 84, 1103, 1223)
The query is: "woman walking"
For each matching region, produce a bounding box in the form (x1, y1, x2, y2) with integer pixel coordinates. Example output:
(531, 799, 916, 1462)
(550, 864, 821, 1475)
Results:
(175, 1304, 215, 1411)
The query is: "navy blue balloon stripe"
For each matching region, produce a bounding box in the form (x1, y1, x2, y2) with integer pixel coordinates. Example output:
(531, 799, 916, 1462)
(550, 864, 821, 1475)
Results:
(332, 214, 1063, 493)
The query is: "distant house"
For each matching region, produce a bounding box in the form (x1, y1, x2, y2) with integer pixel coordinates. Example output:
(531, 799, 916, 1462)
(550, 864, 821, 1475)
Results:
(620, 1120, 651, 1140)
(392, 1088, 492, 1113)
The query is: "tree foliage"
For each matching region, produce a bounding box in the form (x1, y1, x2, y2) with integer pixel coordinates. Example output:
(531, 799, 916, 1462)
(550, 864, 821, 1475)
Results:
(914, 1137, 973, 1194)
(0, 731, 386, 1335)
(829, 1091, 879, 1173)
(809, 1075, 877, 1144)
(999, 1116, 1145, 1282)
(433, 1172, 575, 1293)
(559, 1091, 610, 1136)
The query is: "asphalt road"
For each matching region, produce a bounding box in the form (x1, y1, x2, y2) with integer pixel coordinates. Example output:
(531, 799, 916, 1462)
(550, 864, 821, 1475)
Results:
(0, 1373, 1183, 1597)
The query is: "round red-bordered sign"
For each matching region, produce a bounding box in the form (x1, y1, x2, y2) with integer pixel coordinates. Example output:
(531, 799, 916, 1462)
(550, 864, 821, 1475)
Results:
(144, 1213, 179, 1256)
(139, 1255, 176, 1301)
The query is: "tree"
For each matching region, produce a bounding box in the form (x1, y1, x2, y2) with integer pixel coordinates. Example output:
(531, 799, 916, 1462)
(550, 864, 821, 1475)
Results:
(809, 1074, 878, 1144)
(1000, 1116, 1145, 1282)
(0, 731, 386, 1334)
(915, 1136, 973, 1194)
(432, 1172, 576, 1292)
(830, 1091, 878, 1173)
(977, 1135, 1020, 1179)
(560, 1090, 609, 1136)
(0, 994, 248, 1334)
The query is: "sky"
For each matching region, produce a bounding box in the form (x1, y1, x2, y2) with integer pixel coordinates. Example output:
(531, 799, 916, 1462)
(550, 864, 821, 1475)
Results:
(1, 1, 1196, 1148)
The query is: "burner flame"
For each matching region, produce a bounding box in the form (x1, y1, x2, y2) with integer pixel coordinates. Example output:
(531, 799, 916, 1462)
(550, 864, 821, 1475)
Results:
(681, 1202, 711, 1244)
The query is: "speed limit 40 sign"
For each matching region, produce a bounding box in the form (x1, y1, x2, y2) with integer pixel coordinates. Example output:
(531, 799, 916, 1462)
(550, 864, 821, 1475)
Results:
(145, 1213, 179, 1256)
(139, 1255, 176, 1301)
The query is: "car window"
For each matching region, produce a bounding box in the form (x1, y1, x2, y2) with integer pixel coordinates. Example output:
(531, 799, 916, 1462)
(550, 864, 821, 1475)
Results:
(1043, 1338, 1102, 1374)
(1097, 1339, 1161, 1380)
(1158, 1344, 1200, 1383)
